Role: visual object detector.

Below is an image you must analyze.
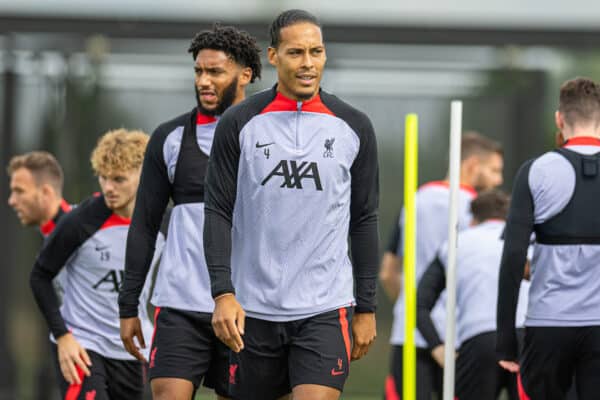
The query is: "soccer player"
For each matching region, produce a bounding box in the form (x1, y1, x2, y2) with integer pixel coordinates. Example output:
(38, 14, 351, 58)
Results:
(7, 151, 72, 400)
(118, 25, 261, 400)
(497, 77, 600, 400)
(30, 129, 161, 400)
(380, 132, 504, 400)
(417, 190, 529, 400)
(203, 9, 379, 400)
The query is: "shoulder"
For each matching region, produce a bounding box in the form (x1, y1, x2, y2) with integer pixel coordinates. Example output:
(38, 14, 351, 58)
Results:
(219, 88, 277, 131)
(528, 151, 573, 190)
(58, 195, 112, 230)
(320, 90, 373, 136)
(150, 109, 193, 143)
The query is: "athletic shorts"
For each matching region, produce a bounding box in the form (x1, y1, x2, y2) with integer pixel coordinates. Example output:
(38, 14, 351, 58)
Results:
(384, 345, 442, 400)
(52, 344, 144, 400)
(229, 307, 353, 400)
(519, 326, 600, 400)
(148, 307, 229, 397)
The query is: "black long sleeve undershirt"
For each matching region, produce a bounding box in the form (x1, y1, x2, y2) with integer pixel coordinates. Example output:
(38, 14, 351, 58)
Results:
(496, 161, 535, 361)
(416, 257, 447, 348)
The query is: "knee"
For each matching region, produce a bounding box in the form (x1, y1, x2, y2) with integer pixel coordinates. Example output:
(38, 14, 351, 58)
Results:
(151, 378, 194, 400)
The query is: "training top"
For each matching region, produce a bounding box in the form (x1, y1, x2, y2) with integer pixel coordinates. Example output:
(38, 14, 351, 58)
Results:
(30, 194, 164, 360)
(497, 136, 600, 360)
(390, 181, 476, 347)
(40, 199, 73, 298)
(417, 220, 530, 348)
(204, 86, 380, 321)
(119, 108, 217, 317)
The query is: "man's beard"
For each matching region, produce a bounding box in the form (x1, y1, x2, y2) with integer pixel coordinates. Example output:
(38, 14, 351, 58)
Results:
(195, 77, 238, 117)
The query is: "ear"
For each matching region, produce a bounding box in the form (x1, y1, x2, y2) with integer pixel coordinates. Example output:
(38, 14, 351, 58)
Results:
(555, 110, 565, 131)
(267, 46, 278, 67)
(39, 183, 55, 202)
(238, 66, 253, 87)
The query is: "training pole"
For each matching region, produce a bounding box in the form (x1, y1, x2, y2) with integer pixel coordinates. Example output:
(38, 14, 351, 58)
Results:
(443, 101, 463, 400)
(403, 114, 418, 400)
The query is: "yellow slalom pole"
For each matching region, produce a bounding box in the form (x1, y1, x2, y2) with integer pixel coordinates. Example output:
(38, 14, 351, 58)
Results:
(403, 114, 418, 400)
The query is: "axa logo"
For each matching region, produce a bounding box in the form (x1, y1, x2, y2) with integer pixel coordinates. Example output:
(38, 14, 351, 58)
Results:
(261, 160, 323, 191)
(92, 270, 124, 292)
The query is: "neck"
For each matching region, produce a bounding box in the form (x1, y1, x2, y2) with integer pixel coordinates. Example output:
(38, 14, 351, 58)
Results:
(563, 124, 600, 139)
(276, 83, 318, 102)
(112, 201, 134, 219)
(40, 197, 63, 227)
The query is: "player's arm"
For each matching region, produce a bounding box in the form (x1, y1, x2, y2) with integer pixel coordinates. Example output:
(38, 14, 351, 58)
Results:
(203, 108, 244, 353)
(497, 161, 535, 371)
(349, 113, 380, 361)
(118, 128, 171, 361)
(417, 256, 447, 367)
(379, 217, 402, 301)
(29, 210, 92, 384)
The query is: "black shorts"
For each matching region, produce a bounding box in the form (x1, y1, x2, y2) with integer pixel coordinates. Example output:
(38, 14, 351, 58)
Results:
(385, 345, 442, 400)
(229, 307, 353, 400)
(455, 331, 521, 400)
(148, 307, 229, 397)
(52, 344, 144, 400)
(519, 326, 600, 400)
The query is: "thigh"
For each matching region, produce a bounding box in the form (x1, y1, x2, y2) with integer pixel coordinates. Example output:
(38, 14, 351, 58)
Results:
(230, 317, 289, 400)
(575, 326, 600, 400)
(288, 307, 352, 393)
(520, 326, 575, 400)
(416, 348, 442, 400)
(203, 336, 231, 398)
(53, 348, 110, 400)
(148, 307, 214, 388)
(105, 358, 144, 400)
(455, 332, 498, 400)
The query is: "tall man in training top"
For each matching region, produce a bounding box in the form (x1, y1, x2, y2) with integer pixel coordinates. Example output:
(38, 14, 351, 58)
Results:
(497, 77, 600, 400)
(204, 9, 379, 400)
(380, 132, 504, 400)
(118, 25, 261, 400)
(30, 129, 162, 400)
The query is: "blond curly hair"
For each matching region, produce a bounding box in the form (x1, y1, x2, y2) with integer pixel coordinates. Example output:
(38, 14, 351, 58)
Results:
(90, 129, 149, 175)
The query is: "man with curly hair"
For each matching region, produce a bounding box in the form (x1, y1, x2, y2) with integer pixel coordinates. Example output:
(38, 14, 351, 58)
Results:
(30, 129, 164, 399)
(118, 24, 261, 400)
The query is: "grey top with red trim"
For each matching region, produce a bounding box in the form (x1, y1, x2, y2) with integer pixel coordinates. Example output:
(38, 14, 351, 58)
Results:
(30, 194, 164, 360)
(204, 86, 380, 321)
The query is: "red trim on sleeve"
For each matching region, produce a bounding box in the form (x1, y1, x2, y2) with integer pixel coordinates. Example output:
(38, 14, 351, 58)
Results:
(420, 180, 477, 198)
(260, 92, 335, 116)
(563, 136, 600, 147)
(64, 365, 86, 400)
(196, 113, 217, 125)
(338, 308, 352, 363)
(100, 214, 131, 230)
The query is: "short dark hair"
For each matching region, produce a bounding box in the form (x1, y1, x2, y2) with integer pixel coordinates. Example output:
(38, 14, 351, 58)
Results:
(471, 189, 509, 222)
(188, 24, 262, 83)
(269, 9, 321, 48)
(7, 151, 64, 194)
(559, 77, 600, 127)
(461, 131, 503, 161)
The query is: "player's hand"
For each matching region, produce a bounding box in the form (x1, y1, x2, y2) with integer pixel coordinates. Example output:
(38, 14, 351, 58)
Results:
(120, 317, 147, 363)
(56, 333, 92, 384)
(212, 293, 245, 353)
(351, 312, 376, 361)
(431, 345, 445, 367)
(499, 360, 520, 373)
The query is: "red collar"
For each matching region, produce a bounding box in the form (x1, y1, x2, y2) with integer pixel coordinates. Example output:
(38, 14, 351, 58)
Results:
(563, 136, 600, 147)
(196, 113, 217, 125)
(40, 199, 71, 236)
(261, 91, 334, 116)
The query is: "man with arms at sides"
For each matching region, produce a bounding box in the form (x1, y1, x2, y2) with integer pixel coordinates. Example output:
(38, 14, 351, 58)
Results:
(204, 9, 379, 400)
(497, 77, 600, 400)
(417, 190, 530, 400)
(380, 132, 504, 400)
(118, 25, 261, 400)
(30, 129, 163, 400)
(7, 151, 72, 400)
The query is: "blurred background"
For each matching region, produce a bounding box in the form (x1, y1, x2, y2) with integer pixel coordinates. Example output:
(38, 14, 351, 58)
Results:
(2, 0, 600, 398)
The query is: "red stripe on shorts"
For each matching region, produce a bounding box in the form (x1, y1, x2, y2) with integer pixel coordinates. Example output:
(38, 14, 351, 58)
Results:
(338, 308, 351, 363)
(517, 373, 531, 400)
(384, 374, 400, 400)
(64, 365, 86, 400)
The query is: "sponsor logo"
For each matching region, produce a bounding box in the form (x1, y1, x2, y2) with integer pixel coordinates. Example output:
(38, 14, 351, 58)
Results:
(255, 141, 274, 149)
(261, 160, 323, 191)
(92, 270, 124, 292)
